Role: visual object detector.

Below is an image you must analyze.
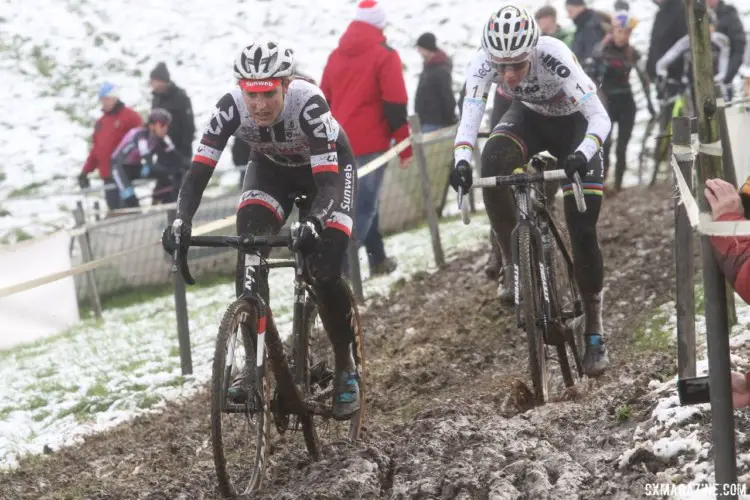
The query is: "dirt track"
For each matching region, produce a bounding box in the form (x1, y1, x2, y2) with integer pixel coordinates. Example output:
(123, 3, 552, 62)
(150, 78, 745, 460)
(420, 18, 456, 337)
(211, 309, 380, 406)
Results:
(0, 185, 686, 500)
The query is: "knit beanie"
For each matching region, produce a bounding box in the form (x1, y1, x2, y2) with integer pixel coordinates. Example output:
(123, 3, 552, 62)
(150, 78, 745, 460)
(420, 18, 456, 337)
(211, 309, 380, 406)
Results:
(150, 62, 171, 83)
(98, 81, 117, 98)
(354, 0, 387, 29)
(565, 0, 585, 5)
(416, 32, 437, 51)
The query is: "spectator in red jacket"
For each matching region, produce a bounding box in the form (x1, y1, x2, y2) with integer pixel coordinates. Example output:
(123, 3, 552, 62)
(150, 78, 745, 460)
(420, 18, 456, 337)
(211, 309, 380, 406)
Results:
(320, 0, 412, 277)
(705, 178, 750, 408)
(707, 178, 750, 303)
(78, 82, 143, 209)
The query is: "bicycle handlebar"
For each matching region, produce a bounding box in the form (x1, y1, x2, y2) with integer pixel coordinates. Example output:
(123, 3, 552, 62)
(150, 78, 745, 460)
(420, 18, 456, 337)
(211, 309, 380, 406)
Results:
(459, 169, 586, 225)
(171, 232, 295, 285)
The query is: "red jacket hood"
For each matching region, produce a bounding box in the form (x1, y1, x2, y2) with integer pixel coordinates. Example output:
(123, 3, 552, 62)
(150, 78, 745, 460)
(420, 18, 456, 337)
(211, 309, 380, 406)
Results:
(337, 21, 386, 56)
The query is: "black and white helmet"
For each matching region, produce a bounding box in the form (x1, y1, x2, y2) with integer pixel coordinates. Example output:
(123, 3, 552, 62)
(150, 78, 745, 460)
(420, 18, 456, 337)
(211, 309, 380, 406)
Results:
(481, 5, 540, 62)
(233, 41, 295, 80)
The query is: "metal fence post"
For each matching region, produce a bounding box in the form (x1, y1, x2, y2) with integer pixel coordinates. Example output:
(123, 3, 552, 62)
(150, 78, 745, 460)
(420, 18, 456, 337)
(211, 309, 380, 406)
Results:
(73, 202, 102, 320)
(672, 117, 696, 379)
(347, 229, 364, 303)
(716, 85, 737, 187)
(167, 209, 193, 375)
(408, 115, 445, 268)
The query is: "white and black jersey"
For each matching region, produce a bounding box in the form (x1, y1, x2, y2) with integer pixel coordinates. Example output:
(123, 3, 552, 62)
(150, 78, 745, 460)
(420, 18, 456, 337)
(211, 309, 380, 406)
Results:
(455, 36, 611, 165)
(176, 79, 355, 234)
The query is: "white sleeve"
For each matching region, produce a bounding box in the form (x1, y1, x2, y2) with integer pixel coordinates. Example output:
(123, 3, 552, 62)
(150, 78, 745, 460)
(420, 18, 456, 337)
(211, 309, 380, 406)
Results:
(713, 32, 731, 84)
(453, 51, 495, 167)
(656, 36, 690, 77)
(556, 51, 611, 161)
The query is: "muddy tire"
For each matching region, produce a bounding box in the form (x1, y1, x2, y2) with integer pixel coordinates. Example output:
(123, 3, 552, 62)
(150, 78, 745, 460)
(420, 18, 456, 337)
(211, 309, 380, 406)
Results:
(211, 299, 270, 497)
(518, 225, 548, 405)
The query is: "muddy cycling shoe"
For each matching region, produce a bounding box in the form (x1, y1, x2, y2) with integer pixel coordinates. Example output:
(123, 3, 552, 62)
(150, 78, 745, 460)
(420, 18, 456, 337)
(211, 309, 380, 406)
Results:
(332, 370, 360, 421)
(370, 257, 398, 277)
(497, 265, 515, 305)
(227, 367, 253, 405)
(582, 334, 610, 377)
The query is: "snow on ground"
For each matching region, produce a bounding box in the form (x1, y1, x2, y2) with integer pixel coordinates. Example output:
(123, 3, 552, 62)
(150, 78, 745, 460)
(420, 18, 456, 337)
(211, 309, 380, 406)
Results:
(0, 0, 669, 243)
(0, 211, 490, 470)
(617, 294, 750, 499)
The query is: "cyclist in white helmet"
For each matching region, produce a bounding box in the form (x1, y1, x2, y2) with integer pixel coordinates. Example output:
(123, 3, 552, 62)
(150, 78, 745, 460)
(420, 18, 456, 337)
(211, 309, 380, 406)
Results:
(450, 5, 612, 377)
(163, 41, 361, 419)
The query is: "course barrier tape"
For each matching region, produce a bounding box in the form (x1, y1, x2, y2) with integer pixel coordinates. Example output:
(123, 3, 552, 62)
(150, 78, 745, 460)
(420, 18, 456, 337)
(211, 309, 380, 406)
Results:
(0, 125, 460, 298)
(0, 215, 237, 299)
(671, 141, 750, 237)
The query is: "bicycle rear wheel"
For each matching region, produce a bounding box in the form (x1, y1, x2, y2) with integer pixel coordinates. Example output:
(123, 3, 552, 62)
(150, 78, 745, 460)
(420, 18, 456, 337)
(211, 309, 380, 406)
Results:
(518, 225, 549, 405)
(299, 281, 365, 458)
(211, 299, 271, 497)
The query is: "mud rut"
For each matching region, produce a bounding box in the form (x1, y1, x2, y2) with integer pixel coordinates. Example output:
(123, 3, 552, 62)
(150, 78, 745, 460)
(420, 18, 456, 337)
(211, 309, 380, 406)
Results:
(2, 185, 689, 500)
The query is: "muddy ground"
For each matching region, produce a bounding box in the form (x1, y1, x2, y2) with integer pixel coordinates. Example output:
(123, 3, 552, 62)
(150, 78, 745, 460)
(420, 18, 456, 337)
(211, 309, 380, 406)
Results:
(0, 185, 707, 499)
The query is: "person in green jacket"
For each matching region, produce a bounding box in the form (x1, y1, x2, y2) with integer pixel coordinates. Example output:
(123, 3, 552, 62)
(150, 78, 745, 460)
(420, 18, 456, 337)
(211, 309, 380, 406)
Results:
(535, 5, 574, 46)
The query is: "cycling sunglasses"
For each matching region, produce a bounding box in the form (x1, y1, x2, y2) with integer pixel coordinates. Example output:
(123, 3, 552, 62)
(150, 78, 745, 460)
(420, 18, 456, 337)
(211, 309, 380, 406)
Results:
(490, 60, 531, 72)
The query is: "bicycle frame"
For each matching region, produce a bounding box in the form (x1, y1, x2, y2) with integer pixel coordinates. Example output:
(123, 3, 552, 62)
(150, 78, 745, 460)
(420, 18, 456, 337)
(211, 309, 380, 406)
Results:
(176, 228, 323, 418)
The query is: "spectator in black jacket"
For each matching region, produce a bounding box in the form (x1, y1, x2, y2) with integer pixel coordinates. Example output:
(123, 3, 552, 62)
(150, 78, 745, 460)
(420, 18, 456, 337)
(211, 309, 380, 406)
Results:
(150, 62, 196, 169)
(415, 33, 456, 132)
(707, 0, 746, 92)
(566, 0, 607, 70)
(645, 0, 688, 83)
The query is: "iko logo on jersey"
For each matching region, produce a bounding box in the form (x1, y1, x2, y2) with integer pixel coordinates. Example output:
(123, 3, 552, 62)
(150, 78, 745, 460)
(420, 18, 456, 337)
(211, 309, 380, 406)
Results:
(207, 106, 235, 135)
(539, 53, 571, 78)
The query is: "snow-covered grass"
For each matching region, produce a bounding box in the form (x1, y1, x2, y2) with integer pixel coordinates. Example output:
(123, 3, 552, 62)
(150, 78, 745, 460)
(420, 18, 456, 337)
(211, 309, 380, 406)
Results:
(618, 291, 750, 499)
(0, 0, 669, 244)
(0, 210, 491, 470)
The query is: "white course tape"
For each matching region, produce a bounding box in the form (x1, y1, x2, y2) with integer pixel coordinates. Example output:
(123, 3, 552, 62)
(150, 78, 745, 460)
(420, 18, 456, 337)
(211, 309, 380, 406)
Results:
(0, 215, 237, 299)
(671, 153, 750, 236)
(357, 137, 412, 178)
(698, 140, 723, 157)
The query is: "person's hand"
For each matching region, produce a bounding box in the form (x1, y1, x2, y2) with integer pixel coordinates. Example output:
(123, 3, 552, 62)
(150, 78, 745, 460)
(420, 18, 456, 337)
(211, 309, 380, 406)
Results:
(732, 371, 750, 409)
(705, 178, 743, 220)
(399, 156, 411, 169)
(449, 160, 473, 192)
(293, 219, 321, 254)
(77, 173, 90, 189)
(162, 218, 192, 254)
(563, 151, 588, 181)
(140, 165, 152, 178)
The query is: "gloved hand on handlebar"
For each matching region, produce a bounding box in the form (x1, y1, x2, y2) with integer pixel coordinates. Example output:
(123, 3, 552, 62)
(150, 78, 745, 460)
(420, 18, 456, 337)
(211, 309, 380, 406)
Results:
(293, 218, 321, 254)
(162, 218, 192, 254)
(563, 151, 588, 182)
(449, 160, 473, 192)
(77, 173, 90, 189)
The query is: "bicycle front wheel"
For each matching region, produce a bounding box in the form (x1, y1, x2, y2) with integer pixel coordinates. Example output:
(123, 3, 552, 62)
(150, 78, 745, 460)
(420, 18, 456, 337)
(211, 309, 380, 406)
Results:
(211, 299, 271, 497)
(518, 225, 549, 405)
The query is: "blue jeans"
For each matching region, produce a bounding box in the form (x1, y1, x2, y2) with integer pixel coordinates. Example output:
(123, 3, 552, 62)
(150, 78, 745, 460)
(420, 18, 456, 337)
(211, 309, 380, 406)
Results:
(355, 152, 389, 267)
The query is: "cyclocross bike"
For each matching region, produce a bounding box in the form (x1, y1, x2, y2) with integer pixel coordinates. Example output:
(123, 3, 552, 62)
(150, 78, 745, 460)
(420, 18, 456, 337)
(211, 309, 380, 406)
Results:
(641, 77, 690, 187)
(458, 156, 586, 404)
(170, 195, 366, 497)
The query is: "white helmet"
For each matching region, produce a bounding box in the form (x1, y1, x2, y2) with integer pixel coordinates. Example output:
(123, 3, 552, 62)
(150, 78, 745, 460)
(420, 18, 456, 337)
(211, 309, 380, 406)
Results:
(233, 41, 295, 81)
(481, 5, 540, 62)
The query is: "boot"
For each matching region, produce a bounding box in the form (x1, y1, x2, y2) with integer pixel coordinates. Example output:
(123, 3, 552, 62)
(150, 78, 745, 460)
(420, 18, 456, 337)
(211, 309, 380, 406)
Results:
(497, 265, 515, 305)
(331, 342, 360, 421)
(485, 229, 503, 280)
(581, 292, 610, 377)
